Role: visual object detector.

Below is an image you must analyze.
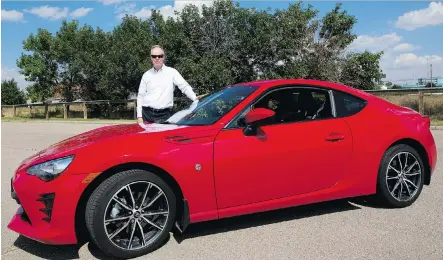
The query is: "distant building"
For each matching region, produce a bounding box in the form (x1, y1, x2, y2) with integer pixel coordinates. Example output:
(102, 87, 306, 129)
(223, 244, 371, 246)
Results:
(400, 76, 443, 89)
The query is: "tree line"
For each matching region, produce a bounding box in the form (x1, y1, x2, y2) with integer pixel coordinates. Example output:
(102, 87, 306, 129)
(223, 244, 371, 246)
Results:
(3, 0, 385, 105)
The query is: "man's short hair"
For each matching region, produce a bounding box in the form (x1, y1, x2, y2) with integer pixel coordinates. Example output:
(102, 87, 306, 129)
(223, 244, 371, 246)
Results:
(151, 45, 164, 52)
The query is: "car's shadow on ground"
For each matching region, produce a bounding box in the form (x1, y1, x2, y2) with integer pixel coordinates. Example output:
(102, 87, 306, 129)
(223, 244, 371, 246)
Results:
(172, 195, 386, 243)
(11, 195, 382, 259)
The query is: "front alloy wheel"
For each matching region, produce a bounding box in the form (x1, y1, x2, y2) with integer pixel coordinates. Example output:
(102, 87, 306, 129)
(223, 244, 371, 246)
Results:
(86, 170, 176, 259)
(104, 181, 169, 250)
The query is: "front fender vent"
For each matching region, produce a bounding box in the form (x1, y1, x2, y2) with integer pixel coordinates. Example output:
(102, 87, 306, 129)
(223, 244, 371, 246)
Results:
(37, 193, 55, 223)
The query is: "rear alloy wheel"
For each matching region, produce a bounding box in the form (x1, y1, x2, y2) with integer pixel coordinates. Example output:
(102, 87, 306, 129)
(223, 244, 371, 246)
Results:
(85, 169, 176, 259)
(377, 144, 425, 208)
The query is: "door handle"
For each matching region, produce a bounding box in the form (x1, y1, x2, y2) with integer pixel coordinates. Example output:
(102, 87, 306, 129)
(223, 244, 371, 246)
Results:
(325, 132, 344, 142)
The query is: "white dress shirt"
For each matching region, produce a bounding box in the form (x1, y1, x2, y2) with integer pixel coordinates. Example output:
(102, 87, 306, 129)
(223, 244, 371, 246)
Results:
(136, 65, 197, 118)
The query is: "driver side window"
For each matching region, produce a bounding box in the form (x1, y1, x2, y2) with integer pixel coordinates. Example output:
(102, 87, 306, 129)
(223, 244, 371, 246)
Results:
(230, 87, 334, 128)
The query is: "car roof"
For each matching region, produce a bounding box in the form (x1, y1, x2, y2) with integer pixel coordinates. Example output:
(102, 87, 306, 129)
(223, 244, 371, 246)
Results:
(231, 78, 376, 100)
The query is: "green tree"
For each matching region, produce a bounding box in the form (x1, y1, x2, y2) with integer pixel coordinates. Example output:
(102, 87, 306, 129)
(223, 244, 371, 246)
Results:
(16, 0, 386, 104)
(101, 15, 155, 100)
(340, 51, 386, 90)
(17, 28, 58, 102)
(1, 79, 26, 105)
(24, 83, 52, 103)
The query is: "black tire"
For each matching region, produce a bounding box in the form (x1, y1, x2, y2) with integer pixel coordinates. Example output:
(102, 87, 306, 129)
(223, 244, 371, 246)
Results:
(376, 144, 425, 208)
(85, 169, 176, 259)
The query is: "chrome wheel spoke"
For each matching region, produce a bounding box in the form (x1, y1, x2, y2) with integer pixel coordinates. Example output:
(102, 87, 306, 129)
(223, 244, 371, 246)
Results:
(404, 153, 408, 170)
(142, 216, 164, 231)
(142, 191, 163, 210)
(398, 154, 403, 171)
(127, 185, 136, 209)
(405, 171, 420, 177)
(398, 181, 404, 200)
(403, 179, 411, 196)
(109, 219, 130, 240)
(127, 221, 137, 249)
(388, 165, 400, 174)
(113, 197, 132, 211)
(143, 210, 169, 217)
(405, 161, 418, 174)
(137, 220, 146, 247)
(404, 178, 418, 190)
(105, 216, 130, 224)
(390, 180, 401, 197)
(139, 184, 152, 209)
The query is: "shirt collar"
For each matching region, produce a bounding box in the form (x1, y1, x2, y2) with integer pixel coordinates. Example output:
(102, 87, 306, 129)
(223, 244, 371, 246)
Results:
(153, 64, 166, 73)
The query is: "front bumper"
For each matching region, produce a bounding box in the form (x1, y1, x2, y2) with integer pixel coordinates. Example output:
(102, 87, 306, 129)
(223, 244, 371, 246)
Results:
(8, 172, 90, 245)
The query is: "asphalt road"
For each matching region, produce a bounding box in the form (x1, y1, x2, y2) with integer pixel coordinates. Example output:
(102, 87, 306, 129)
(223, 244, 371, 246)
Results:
(2, 121, 442, 260)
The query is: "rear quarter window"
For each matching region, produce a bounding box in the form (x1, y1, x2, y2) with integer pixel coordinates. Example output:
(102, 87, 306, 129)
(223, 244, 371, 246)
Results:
(333, 90, 368, 117)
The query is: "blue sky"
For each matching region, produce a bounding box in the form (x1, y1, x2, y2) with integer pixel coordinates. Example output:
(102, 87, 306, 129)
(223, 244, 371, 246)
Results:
(2, 1, 443, 90)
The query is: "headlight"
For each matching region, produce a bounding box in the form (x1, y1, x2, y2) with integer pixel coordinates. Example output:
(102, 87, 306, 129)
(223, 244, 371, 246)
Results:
(27, 155, 74, 181)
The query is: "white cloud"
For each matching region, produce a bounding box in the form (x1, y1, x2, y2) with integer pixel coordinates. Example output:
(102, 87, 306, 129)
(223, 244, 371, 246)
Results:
(99, 0, 124, 5)
(1, 9, 24, 22)
(393, 43, 419, 52)
(23, 6, 93, 20)
(116, 0, 214, 20)
(70, 7, 93, 18)
(380, 52, 443, 82)
(133, 6, 155, 19)
(348, 33, 442, 82)
(115, 3, 138, 19)
(395, 1, 443, 30)
(115, 3, 136, 14)
(394, 53, 442, 68)
(24, 6, 69, 20)
(347, 32, 402, 53)
(1, 66, 32, 90)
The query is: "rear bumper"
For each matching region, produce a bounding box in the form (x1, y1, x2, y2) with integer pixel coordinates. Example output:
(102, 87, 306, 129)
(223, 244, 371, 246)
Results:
(8, 172, 90, 245)
(425, 130, 438, 178)
(421, 128, 438, 185)
(431, 144, 437, 170)
(428, 141, 437, 181)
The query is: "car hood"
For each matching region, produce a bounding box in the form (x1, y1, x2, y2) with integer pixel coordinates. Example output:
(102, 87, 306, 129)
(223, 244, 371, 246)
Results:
(19, 123, 191, 166)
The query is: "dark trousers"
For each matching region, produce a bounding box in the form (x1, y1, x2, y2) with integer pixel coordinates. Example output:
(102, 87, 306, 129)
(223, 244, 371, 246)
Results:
(142, 106, 173, 123)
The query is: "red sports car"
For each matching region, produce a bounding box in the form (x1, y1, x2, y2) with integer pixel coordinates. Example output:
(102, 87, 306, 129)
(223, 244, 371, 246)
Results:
(8, 79, 437, 258)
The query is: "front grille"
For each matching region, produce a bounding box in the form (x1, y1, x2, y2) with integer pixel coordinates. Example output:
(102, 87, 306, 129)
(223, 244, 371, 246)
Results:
(37, 193, 55, 223)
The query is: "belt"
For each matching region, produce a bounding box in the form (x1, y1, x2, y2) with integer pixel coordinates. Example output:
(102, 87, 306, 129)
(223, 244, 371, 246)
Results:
(143, 106, 172, 112)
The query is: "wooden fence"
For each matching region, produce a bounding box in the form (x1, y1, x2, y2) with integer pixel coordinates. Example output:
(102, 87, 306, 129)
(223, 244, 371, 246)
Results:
(1, 88, 443, 120)
(366, 88, 443, 116)
(1, 97, 192, 120)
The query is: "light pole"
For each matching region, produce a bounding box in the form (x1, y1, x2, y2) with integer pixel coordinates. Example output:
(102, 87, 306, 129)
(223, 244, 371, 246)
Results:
(430, 64, 433, 87)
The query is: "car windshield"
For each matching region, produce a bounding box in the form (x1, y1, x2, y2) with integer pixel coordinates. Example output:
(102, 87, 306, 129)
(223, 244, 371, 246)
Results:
(164, 85, 258, 126)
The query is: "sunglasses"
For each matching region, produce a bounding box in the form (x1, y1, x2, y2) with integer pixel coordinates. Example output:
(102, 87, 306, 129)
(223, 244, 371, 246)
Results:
(151, 55, 164, 59)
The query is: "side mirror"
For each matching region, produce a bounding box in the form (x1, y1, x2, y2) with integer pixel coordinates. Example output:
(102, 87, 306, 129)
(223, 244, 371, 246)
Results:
(243, 108, 275, 136)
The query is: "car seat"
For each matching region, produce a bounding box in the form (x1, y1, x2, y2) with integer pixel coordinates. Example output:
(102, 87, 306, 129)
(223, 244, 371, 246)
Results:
(297, 91, 320, 120)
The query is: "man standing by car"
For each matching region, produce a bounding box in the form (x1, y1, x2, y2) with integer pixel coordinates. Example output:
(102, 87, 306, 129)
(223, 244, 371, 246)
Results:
(136, 45, 200, 123)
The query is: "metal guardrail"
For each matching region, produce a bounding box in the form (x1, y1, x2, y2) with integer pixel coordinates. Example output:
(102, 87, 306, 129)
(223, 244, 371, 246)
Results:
(366, 88, 443, 94)
(1, 88, 442, 119)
